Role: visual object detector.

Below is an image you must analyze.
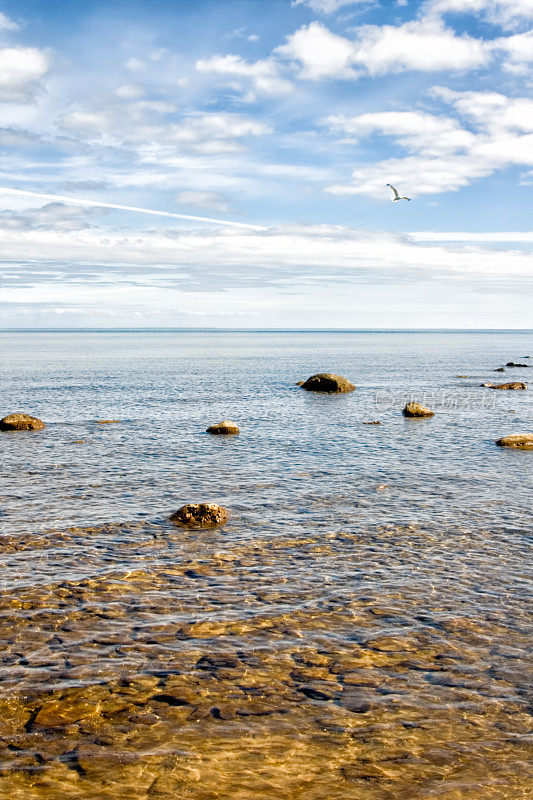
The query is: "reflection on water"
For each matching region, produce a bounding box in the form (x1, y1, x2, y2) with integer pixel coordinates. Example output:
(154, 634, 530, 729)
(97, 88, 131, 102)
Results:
(0, 331, 532, 798)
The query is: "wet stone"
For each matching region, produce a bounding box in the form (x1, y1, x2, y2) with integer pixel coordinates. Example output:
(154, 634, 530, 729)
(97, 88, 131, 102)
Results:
(33, 699, 99, 728)
(299, 373, 356, 393)
(196, 654, 240, 670)
(169, 503, 230, 529)
(0, 413, 45, 431)
(495, 434, 533, 450)
(206, 420, 240, 435)
(402, 402, 434, 418)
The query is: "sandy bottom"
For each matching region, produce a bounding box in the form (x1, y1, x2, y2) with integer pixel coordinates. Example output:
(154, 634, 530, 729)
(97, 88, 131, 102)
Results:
(0, 521, 531, 799)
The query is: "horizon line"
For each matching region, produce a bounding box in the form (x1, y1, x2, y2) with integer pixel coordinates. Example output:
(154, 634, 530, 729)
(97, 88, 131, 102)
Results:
(2, 327, 532, 333)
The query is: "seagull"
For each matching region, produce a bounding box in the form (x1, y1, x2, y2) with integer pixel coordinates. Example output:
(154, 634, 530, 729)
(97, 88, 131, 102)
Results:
(387, 183, 411, 201)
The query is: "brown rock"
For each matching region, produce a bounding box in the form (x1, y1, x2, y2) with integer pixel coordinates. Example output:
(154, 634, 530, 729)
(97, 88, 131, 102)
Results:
(402, 402, 434, 418)
(0, 413, 45, 431)
(495, 434, 533, 450)
(494, 367, 505, 372)
(169, 503, 229, 529)
(206, 420, 239, 435)
(484, 382, 526, 390)
(300, 373, 355, 393)
(196, 653, 240, 670)
(33, 699, 98, 727)
(506, 362, 529, 368)
(363, 421, 381, 425)
(96, 419, 120, 424)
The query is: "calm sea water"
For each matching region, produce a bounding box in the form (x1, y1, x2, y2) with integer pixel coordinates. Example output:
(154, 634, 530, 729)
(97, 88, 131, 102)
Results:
(1, 330, 532, 546)
(0, 330, 532, 800)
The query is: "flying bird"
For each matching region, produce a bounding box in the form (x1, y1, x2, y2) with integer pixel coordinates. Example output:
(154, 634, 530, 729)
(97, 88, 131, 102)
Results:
(387, 183, 411, 201)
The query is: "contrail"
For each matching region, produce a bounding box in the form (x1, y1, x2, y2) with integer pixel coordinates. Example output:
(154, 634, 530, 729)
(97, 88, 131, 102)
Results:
(0, 187, 268, 231)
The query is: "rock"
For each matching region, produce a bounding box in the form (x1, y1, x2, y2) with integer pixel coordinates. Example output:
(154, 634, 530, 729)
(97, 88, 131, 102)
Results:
(338, 691, 372, 714)
(169, 503, 229, 529)
(298, 685, 332, 701)
(33, 699, 98, 727)
(506, 362, 529, 368)
(299, 373, 355, 393)
(196, 654, 240, 670)
(495, 434, 533, 450)
(484, 382, 526, 390)
(494, 367, 505, 372)
(402, 402, 434, 418)
(96, 419, 120, 424)
(206, 420, 239, 435)
(0, 413, 45, 431)
(363, 421, 381, 425)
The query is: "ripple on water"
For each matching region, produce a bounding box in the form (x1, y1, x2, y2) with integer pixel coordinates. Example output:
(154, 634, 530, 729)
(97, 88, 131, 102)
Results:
(0, 519, 531, 799)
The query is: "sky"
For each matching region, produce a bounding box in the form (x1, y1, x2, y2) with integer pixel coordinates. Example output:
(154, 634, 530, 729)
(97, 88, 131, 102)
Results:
(0, 0, 532, 329)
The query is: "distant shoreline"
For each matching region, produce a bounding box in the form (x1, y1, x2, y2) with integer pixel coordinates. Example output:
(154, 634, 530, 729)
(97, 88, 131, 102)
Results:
(2, 328, 533, 334)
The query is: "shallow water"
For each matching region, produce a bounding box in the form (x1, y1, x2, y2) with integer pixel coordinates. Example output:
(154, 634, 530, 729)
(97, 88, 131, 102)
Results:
(0, 330, 532, 799)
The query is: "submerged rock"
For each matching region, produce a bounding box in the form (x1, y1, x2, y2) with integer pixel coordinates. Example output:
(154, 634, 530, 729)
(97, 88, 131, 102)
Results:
(495, 434, 533, 450)
(33, 699, 98, 727)
(96, 419, 120, 424)
(494, 367, 505, 372)
(0, 413, 45, 431)
(169, 503, 229, 529)
(402, 402, 434, 418)
(206, 420, 239, 435)
(483, 382, 526, 390)
(506, 362, 529, 368)
(363, 421, 382, 425)
(300, 373, 355, 393)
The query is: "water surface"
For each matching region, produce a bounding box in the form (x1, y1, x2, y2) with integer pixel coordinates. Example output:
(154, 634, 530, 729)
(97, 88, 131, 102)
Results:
(0, 331, 531, 799)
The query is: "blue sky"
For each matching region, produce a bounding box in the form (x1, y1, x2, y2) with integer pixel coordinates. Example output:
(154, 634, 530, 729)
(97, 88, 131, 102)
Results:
(1, 0, 532, 327)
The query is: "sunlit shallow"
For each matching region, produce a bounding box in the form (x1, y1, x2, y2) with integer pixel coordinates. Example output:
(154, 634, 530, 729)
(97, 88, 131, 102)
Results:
(1, 331, 532, 800)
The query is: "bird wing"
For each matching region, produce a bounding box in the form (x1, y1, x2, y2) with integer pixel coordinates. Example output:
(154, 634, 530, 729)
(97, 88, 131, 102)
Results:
(401, 196, 411, 201)
(387, 184, 400, 199)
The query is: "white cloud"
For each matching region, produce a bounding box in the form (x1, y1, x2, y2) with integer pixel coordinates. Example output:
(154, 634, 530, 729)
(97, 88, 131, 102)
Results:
(59, 109, 112, 134)
(326, 110, 475, 154)
(328, 153, 495, 196)
(277, 22, 360, 79)
(161, 113, 271, 144)
(0, 47, 50, 101)
(410, 231, 533, 242)
(125, 57, 144, 71)
(175, 190, 232, 212)
(433, 88, 533, 134)
(1, 223, 530, 283)
(292, 0, 368, 13)
(276, 18, 489, 81)
(196, 54, 293, 97)
(1, 202, 104, 232)
(57, 101, 271, 155)
(424, 0, 533, 29)
(0, 12, 18, 31)
(115, 83, 146, 99)
(327, 90, 533, 196)
(352, 18, 489, 74)
(495, 30, 533, 71)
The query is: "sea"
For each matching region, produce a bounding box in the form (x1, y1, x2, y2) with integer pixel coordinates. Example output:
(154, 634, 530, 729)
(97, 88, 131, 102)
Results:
(0, 330, 532, 800)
